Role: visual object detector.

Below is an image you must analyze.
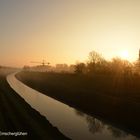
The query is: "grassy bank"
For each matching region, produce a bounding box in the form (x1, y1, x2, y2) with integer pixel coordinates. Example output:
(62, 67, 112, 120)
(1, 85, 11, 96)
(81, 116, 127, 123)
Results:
(0, 69, 69, 140)
(16, 71, 140, 137)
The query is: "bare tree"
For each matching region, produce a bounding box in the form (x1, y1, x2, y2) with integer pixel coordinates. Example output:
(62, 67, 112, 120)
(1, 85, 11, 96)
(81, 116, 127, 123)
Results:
(74, 63, 86, 74)
(87, 51, 108, 74)
(88, 51, 104, 64)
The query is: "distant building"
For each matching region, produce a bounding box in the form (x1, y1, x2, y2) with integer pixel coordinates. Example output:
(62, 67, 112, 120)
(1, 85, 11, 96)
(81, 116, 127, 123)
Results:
(23, 65, 30, 71)
(55, 64, 68, 72)
(54, 64, 75, 73)
(30, 65, 53, 72)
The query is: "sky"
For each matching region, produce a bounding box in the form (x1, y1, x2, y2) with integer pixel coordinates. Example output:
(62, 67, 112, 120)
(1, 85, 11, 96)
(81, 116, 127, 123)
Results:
(1, 0, 140, 67)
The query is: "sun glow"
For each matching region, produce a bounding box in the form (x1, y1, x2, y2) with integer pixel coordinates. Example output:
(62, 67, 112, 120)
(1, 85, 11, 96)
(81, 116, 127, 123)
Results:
(119, 50, 129, 60)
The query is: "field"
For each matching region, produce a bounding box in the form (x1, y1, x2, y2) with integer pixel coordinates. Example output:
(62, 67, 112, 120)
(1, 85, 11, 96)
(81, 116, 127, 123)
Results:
(0, 69, 69, 140)
(16, 71, 140, 137)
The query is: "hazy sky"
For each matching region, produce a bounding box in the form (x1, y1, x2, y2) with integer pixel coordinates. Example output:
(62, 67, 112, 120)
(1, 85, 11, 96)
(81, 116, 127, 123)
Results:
(1, 0, 140, 67)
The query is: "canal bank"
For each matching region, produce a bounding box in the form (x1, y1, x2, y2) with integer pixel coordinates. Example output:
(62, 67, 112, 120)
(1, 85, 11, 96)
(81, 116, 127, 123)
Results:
(0, 70, 69, 140)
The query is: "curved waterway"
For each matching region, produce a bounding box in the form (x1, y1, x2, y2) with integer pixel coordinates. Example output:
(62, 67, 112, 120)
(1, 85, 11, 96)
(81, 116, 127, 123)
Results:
(7, 73, 139, 140)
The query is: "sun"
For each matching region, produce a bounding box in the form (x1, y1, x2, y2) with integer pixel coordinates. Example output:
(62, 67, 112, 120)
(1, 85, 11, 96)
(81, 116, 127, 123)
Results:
(119, 50, 129, 60)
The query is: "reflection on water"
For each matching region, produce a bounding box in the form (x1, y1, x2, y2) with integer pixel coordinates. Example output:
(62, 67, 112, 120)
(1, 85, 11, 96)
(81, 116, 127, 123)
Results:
(7, 73, 140, 140)
(108, 127, 127, 138)
(86, 116, 104, 134)
(75, 110, 129, 139)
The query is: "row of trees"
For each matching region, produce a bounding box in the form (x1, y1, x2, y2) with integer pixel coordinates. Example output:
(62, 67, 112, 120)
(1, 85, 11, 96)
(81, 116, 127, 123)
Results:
(75, 51, 139, 75)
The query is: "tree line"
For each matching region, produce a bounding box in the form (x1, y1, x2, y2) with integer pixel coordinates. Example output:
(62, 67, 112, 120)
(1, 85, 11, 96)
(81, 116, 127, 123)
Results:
(75, 51, 140, 76)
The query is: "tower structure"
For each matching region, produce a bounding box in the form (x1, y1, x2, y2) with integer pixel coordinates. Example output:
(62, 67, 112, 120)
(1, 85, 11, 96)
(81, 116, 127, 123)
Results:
(139, 49, 140, 61)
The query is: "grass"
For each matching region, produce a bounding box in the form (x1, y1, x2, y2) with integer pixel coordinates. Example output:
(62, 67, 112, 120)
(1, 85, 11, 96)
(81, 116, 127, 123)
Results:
(16, 71, 140, 137)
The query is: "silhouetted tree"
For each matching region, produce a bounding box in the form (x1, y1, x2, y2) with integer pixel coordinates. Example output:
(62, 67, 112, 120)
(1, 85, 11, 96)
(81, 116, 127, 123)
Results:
(74, 63, 86, 74)
(87, 51, 109, 74)
(110, 58, 132, 75)
(133, 60, 140, 75)
(74, 50, 134, 76)
(88, 51, 104, 64)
